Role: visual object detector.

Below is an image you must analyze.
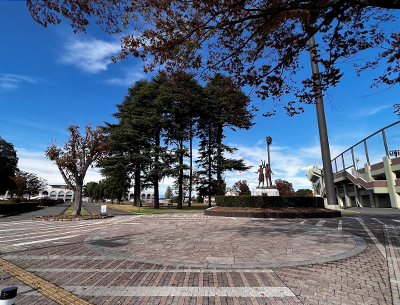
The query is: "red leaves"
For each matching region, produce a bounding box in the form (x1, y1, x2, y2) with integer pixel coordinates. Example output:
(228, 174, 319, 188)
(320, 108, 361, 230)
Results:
(45, 123, 109, 189)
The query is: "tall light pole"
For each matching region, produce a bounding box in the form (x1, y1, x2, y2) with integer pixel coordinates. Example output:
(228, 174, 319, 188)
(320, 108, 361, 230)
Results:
(308, 35, 337, 206)
(266, 136, 272, 165)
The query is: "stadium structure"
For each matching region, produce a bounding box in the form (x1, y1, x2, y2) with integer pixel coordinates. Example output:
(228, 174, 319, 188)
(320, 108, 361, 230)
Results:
(307, 121, 400, 208)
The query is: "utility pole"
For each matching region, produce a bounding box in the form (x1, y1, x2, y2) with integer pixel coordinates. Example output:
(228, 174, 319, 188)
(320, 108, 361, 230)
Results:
(308, 35, 337, 206)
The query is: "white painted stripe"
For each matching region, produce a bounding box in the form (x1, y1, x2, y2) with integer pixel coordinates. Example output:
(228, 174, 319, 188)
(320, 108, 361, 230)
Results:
(1, 254, 110, 260)
(300, 220, 307, 224)
(316, 220, 326, 227)
(0, 220, 46, 227)
(0, 220, 109, 233)
(0, 216, 138, 239)
(0, 221, 51, 228)
(372, 218, 385, 225)
(1, 225, 103, 243)
(356, 218, 386, 258)
(63, 286, 295, 297)
(27, 268, 273, 273)
(338, 220, 342, 231)
(0, 227, 101, 243)
(0, 285, 42, 296)
(393, 220, 400, 223)
(383, 225, 400, 305)
(13, 234, 82, 246)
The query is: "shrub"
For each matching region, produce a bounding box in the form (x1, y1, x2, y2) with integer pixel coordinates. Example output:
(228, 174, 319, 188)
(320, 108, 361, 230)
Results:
(0, 201, 40, 213)
(10, 198, 21, 203)
(215, 196, 324, 208)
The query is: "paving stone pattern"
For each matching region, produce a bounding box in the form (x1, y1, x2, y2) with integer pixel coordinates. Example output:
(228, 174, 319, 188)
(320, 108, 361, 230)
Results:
(0, 212, 399, 304)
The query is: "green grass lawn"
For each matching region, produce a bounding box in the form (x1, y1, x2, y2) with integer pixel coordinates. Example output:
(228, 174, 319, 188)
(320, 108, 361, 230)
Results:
(340, 210, 359, 214)
(65, 205, 91, 215)
(91, 202, 211, 214)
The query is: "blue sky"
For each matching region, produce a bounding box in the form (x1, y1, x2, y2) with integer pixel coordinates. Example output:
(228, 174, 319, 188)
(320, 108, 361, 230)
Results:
(1, 1, 399, 195)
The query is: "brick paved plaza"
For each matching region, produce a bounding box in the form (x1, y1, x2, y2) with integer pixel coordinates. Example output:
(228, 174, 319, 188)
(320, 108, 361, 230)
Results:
(0, 204, 399, 305)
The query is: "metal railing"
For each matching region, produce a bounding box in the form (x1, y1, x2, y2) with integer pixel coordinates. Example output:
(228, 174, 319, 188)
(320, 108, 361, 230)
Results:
(331, 121, 400, 174)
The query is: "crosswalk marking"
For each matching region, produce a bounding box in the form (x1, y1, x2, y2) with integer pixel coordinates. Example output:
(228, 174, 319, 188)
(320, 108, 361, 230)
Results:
(13, 234, 82, 246)
(372, 218, 385, 225)
(356, 217, 386, 258)
(63, 286, 296, 298)
(0, 216, 139, 248)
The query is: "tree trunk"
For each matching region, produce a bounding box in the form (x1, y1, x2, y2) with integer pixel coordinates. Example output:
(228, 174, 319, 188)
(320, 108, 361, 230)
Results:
(177, 139, 183, 209)
(153, 133, 160, 209)
(188, 131, 193, 207)
(134, 163, 141, 207)
(208, 125, 212, 208)
(72, 181, 82, 216)
(216, 123, 223, 196)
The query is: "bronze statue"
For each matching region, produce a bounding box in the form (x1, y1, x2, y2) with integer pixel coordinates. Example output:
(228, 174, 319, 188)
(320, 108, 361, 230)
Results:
(256, 163, 265, 187)
(264, 163, 274, 187)
(257, 160, 274, 187)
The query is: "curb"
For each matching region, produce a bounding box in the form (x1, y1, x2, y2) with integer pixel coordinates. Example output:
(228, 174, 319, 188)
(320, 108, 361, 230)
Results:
(204, 208, 341, 218)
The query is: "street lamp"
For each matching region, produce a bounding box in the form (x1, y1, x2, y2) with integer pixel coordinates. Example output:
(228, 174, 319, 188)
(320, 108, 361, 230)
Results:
(266, 136, 272, 166)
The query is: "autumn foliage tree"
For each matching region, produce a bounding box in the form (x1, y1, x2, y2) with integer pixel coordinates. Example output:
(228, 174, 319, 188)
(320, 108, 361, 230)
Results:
(28, 0, 400, 115)
(45, 124, 109, 215)
(296, 188, 314, 197)
(231, 180, 250, 196)
(275, 179, 296, 197)
(9, 171, 47, 199)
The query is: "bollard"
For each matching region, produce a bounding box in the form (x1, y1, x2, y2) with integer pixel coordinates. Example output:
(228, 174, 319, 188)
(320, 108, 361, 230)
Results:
(0, 287, 18, 305)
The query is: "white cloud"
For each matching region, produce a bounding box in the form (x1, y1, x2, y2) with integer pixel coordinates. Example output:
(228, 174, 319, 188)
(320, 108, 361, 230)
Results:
(105, 69, 146, 86)
(16, 147, 102, 185)
(60, 37, 120, 73)
(0, 74, 42, 90)
(222, 143, 315, 190)
(350, 104, 392, 118)
(15, 140, 323, 194)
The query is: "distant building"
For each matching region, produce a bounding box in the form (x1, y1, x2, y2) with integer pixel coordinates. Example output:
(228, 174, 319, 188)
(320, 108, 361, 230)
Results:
(1, 184, 83, 202)
(0, 184, 157, 203)
(225, 187, 238, 196)
(127, 190, 155, 202)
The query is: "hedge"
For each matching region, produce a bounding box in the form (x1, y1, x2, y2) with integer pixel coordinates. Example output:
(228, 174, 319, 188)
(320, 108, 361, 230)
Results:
(0, 201, 41, 214)
(215, 196, 324, 208)
(0, 199, 63, 214)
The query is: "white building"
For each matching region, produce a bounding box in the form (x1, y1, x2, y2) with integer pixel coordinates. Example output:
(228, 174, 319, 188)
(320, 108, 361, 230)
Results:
(0, 184, 157, 203)
(1, 184, 82, 202)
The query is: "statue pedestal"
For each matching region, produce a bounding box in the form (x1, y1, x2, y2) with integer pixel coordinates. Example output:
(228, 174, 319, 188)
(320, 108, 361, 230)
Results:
(251, 187, 280, 196)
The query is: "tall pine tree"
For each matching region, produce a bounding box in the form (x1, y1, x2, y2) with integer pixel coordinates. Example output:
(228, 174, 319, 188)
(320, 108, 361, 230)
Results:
(196, 74, 254, 205)
(105, 79, 171, 207)
(161, 72, 203, 209)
